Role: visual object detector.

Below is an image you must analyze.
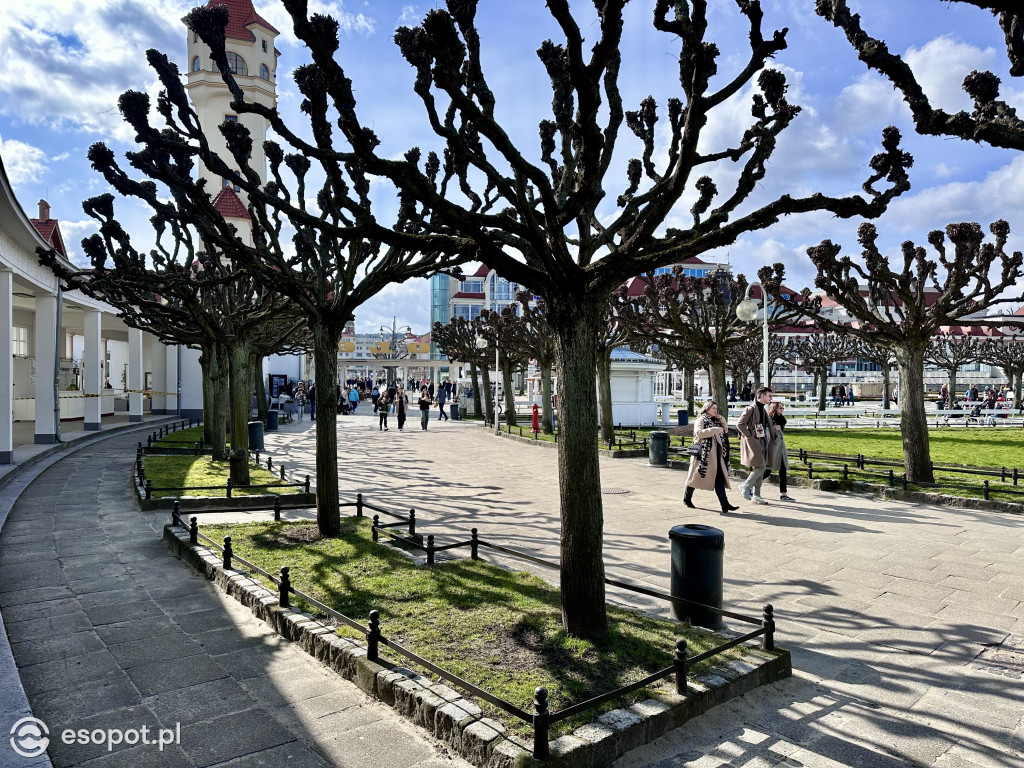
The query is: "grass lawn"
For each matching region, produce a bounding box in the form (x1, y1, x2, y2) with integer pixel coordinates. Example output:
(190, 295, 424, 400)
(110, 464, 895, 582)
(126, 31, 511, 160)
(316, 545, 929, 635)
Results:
(144, 455, 299, 498)
(152, 426, 217, 448)
(202, 518, 764, 738)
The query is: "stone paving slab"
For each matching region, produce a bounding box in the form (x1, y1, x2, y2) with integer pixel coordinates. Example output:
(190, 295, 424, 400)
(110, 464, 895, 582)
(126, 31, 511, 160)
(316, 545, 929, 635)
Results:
(0, 430, 472, 768)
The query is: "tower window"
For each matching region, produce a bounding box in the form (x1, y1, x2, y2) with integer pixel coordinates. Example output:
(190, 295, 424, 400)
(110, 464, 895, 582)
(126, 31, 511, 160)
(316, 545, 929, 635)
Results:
(262, 39, 268, 52)
(225, 52, 248, 76)
(259, 63, 270, 80)
(193, 32, 199, 43)
(222, 177, 240, 192)
(191, 56, 201, 72)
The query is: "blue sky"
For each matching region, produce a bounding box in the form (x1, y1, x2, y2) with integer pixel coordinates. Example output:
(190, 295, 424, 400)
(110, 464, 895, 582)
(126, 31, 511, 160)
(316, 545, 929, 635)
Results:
(1, 0, 1022, 334)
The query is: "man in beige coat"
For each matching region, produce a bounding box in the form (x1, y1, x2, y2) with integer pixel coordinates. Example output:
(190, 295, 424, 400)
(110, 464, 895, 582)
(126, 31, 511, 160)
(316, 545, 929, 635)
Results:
(736, 386, 776, 504)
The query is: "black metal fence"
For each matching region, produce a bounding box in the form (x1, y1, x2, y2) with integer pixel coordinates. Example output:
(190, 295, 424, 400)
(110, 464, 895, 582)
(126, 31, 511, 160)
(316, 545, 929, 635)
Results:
(168, 496, 776, 759)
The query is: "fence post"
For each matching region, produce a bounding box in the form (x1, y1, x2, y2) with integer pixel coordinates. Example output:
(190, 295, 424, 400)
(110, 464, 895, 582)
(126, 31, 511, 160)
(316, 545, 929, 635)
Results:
(255, 450, 260, 465)
(471, 528, 479, 560)
(427, 535, 435, 565)
(274, 498, 282, 522)
(279, 566, 290, 608)
(226, 477, 233, 498)
(190, 517, 198, 545)
(888, 469, 894, 487)
(144, 479, 152, 500)
(171, 501, 181, 527)
(372, 515, 380, 542)
(762, 604, 775, 651)
(267, 456, 273, 471)
(983, 480, 990, 500)
(843, 464, 848, 481)
(807, 462, 813, 480)
(366, 610, 381, 662)
(674, 638, 688, 695)
(408, 509, 416, 537)
(901, 474, 908, 491)
(147, 435, 152, 448)
(1014, 468, 1019, 486)
(223, 536, 233, 570)
(305, 475, 311, 493)
(533, 687, 550, 760)
(356, 493, 363, 517)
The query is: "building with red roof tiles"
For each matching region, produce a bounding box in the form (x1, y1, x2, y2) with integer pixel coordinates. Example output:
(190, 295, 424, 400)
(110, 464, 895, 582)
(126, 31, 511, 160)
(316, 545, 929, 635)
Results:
(28, 199, 68, 259)
(211, 187, 251, 221)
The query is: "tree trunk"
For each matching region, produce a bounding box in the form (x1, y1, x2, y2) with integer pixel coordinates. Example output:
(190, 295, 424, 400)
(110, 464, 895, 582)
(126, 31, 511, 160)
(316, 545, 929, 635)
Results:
(897, 346, 934, 483)
(684, 366, 695, 416)
(818, 369, 828, 411)
(947, 370, 957, 409)
(552, 302, 607, 640)
(227, 343, 252, 486)
(470, 362, 483, 418)
(811, 371, 819, 406)
(1014, 370, 1022, 409)
(540, 359, 554, 434)
(254, 353, 268, 423)
(204, 344, 229, 461)
(882, 367, 891, 410)
(480, 364, 494, 425)
(597, 351, 614, 443)
(709, 355, 728, 419)
(312, 323, 342, 536)
(501, 358, 516, 427)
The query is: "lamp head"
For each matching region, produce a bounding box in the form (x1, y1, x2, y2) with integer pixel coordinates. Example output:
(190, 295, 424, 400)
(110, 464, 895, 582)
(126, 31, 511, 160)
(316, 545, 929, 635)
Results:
(475, 336, 488, 349)
(736, 299, 759, 322)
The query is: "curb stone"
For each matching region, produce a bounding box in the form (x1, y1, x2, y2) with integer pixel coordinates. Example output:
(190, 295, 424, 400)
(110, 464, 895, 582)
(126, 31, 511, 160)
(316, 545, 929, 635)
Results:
(162, 525, 790, 767)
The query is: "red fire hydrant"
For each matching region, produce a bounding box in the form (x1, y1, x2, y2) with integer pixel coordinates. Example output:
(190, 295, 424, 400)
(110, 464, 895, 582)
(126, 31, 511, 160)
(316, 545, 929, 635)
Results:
(532, 403, 541, 434)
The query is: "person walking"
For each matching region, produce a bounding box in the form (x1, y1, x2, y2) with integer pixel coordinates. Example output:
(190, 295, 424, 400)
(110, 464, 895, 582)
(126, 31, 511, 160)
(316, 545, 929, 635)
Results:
(736, 386, 775, 504)
(437, 383, 449, 421)
(308, 384, 316, 421)
(768, 401, 795, 501)
(378, 390, 390, 431)
(396, 387, 409, 431)
(294, 383, 306, 423)
(683, 401, 738, 514)
(418, 388, 432, 431)
(348, 385, 360, 413)
(371, 386, 380, 413)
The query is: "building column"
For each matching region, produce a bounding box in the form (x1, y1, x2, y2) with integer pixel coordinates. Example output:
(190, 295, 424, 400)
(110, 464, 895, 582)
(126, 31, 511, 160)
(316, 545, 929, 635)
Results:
(179, 346, 203, 421)
(0, 272, 12, 462)
(150, 335, 167, 414)
(34, 293, 58, 443)
(128, 327, 144, 422)
(83, 310, 102, 430)
(165, 344, 179, 415)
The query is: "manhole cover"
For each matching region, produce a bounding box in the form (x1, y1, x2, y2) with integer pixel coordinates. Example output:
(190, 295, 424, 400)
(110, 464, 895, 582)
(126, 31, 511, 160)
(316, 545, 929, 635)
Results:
(602, 487, 631, 495)
(972, 636, 1024, 679)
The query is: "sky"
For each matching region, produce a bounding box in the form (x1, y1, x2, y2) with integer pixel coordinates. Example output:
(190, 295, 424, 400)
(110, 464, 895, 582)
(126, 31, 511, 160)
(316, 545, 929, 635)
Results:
(1, 0, 1022, 335)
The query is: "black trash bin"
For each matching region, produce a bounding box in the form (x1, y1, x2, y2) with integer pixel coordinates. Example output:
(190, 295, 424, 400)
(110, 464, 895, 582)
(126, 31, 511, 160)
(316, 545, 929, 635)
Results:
(668, 524, 724, 629)
(649, 430, 669, 466)
(450, 402, 460, 420)
(248, 420, 264, 452)
(677, 410, 689, 427)
(266, 409, 279, 432)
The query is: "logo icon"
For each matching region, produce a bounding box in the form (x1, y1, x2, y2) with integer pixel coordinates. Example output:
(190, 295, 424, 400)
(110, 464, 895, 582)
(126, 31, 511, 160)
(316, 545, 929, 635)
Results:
(10, 717, 49, 758)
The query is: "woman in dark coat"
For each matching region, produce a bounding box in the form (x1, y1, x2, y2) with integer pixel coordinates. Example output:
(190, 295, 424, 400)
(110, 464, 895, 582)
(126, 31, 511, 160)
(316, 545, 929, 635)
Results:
(684, 401, 739, 514)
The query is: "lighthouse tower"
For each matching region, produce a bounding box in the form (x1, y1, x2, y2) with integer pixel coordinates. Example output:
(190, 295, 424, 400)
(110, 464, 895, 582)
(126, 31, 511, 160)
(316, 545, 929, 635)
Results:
(185, 0, 279, 232)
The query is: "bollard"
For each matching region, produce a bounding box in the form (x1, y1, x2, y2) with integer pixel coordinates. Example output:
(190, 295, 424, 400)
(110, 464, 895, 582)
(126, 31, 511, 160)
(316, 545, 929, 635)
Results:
(372, 515, 380, 542)
(279, 566, 291, 608)
(304, 475, 311, 493)
(901, 474, 908, 491)
(171, 501, 181, 527)
(267, 456, 273, 471)
(532, 687, 550, 760)
(280, 465, 285, 480)
(888, 469, 895, 487)
(226, 477, 233, 498)
(674, 638, 688, 695)
(471, 528, 479, 560)
(807, 462, 813, 480)
(255, 450, 260, 465)
(189, 517, 198, 545)
(356, 492, 363, 517)
(762, 604, 775, 651)
(366, 610, 381, 661)
(223, 536, 233, 570)
(145, 479, 153, 500)
(147, 436, 152, 448)
(274, 498, 282, 521)
(408, 509, 416, 537)
(843, 464, 848, 481)
(983, 480, 990, 500)
(427, 535, 435, 565)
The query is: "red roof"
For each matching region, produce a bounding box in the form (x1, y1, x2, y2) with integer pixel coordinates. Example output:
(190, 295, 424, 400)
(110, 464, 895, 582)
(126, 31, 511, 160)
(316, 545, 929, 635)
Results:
(212, 186, 251, 220)
(452, 292, 485, 300)
(472, 264, 490, 278)
(30, 218, 68, 257)
(208, 0, 279, 42)
(1015, 305, 1024, 316)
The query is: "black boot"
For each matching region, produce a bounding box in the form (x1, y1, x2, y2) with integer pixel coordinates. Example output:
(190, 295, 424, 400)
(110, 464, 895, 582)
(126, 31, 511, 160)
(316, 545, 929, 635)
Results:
(721, 498, 739, 513)
(683, 488, 696, 509)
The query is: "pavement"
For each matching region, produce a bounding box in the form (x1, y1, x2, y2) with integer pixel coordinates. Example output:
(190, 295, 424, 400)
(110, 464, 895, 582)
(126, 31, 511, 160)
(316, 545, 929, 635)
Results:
(240, 409, 1024, 768)
(0, 428, 472, 768)
(1, 407, 1022, 767)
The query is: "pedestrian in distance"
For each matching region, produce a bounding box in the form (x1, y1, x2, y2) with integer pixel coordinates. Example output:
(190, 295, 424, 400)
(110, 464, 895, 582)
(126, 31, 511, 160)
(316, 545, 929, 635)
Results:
(437, 382, 449, 421)
(294, 383, 306, 423)
(396, 387, 409, 431)
(378, 392, 390, 431)
(736, 386, 776, 505)
(768, 401, 795, 501)
(348, 385, 359, 413)
(418, 388, 432, 431)
(371, 386, 380, 413)
(683, 401, 739, 514)
(308, 384, 316, 421)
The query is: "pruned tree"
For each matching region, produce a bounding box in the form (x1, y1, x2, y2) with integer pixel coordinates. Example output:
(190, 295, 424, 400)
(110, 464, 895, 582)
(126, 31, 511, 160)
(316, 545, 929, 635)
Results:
(510, 291, 557, 434)
(212, 1, 913, 639)
(817, 1, 1024, 151)
(641, 342, 705, 416)
(980, 336, 1024, 407)
(852, 339, 898, 409)
(764, 220, 1023, 483)
(432, 316, 492, 422)
(477, 306, 527, 427)
(792, 332, 857, 411)
(726, 335, 762, 392)
(925, 332, 983, 407)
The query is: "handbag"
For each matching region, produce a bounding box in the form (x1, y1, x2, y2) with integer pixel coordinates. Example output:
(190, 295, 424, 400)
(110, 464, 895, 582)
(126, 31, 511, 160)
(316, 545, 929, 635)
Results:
(686, 441, 703, 457)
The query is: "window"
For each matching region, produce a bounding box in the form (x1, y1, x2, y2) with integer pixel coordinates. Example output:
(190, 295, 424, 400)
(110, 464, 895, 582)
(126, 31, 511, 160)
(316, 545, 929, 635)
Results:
(222, 177, 240, 192)
(193, 32, 199, 43)
(225, 52, 247, 76)
(461, 279, 483, 293)
(224, 114, 238, 123)
(12, 327, 27, 356)
(191, 56, 201, 72)
(259, 63, 270, 80)
(262, 39, 268, 52)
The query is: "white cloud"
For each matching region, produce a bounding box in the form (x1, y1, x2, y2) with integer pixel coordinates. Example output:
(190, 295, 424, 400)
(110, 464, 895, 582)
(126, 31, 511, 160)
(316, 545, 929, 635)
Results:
(259, 1, 375, 45)
(398, 6, 420, 25)
(0, 135, 49, 186)
(904, 36, 996, 115)
(58, 218, 98, 265)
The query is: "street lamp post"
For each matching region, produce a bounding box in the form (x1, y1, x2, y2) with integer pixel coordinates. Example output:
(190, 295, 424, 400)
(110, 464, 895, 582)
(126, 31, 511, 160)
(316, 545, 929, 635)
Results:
(476, 335, 501, 434)
(736, 282, 770, 388)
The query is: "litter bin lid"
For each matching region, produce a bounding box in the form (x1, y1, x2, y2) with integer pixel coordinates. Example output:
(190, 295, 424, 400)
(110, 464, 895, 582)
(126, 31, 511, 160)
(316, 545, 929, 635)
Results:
(669, 524, 724, 548)
(248, 420, 262, 426)
(650, 431, 669, 440)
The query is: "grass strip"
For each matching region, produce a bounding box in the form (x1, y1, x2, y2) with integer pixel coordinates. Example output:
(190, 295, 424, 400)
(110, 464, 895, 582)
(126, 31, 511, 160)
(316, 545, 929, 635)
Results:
(202, 518, 762, 738)
(144, 455, 300, 498)
(152, 426, 216, 448)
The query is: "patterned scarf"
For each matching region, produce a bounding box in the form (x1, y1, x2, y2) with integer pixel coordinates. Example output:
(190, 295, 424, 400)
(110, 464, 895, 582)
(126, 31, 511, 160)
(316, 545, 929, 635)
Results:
(696, 414, 729, 479)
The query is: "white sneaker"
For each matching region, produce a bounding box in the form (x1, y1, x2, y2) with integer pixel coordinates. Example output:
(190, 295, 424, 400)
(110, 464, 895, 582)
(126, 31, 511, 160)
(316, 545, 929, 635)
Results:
(752, 495, 767, 504)
(740, 484, 752, 500)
